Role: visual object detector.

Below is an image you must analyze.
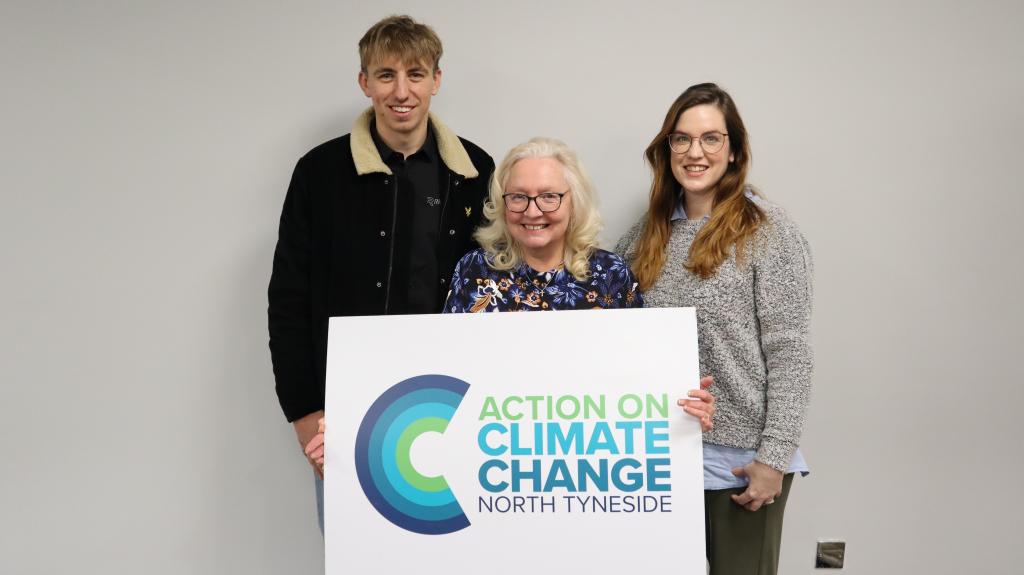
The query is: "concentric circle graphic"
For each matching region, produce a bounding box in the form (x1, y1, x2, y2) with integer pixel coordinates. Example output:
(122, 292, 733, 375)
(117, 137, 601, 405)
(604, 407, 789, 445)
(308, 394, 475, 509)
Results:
(354, 374, 471, 535)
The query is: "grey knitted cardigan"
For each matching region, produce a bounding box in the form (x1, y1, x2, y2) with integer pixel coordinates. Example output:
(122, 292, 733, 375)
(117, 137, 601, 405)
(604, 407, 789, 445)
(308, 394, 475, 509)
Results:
(615, 194, 813, 472)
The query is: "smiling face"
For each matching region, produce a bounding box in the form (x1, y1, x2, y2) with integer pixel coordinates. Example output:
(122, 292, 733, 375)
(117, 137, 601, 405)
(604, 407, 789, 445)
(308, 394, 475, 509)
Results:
(670, 104, 734, 198)
(358, 55, 441, 145)
(504, 156, 573, 271)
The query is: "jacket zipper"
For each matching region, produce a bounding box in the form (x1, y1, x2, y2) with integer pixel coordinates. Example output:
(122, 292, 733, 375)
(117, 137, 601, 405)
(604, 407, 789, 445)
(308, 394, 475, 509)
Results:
(432, 168, 452, 304)
(383, 175, 398, 313)
(439, 171, 452, 237)
(439, 172, 454, 304)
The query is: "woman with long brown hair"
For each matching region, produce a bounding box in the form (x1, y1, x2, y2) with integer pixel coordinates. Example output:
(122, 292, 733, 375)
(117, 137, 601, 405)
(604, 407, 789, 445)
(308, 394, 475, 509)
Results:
(616, 83, 813, 574)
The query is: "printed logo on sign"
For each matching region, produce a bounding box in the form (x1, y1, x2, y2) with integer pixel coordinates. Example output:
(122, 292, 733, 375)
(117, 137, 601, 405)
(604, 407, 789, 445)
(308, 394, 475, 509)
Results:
(354, 374, 470, 535)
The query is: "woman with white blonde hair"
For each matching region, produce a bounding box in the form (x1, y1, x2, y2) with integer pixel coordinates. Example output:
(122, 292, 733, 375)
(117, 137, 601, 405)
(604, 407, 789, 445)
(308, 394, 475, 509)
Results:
(443, 137, 641, 312)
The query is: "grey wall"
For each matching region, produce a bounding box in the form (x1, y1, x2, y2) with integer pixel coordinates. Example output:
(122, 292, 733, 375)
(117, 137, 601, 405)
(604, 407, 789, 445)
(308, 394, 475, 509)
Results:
(2, 1, 1022, 573)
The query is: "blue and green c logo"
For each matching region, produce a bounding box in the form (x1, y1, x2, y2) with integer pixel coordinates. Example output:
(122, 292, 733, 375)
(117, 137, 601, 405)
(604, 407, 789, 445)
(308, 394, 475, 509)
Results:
(354, 374, 470, 535)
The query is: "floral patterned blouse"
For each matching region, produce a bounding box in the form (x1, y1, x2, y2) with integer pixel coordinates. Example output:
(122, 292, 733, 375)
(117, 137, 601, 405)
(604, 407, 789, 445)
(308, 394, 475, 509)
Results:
(443, 248, 644, 313)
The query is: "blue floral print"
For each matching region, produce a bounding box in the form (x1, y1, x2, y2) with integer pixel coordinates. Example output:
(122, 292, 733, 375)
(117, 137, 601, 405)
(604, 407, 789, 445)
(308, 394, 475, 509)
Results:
(443, 248, 643, 313)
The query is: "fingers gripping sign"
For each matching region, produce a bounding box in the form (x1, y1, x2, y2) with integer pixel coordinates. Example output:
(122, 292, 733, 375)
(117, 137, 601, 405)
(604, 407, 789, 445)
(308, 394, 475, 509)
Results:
(304, 417, 326, 477)
(677, 375, 716, 432)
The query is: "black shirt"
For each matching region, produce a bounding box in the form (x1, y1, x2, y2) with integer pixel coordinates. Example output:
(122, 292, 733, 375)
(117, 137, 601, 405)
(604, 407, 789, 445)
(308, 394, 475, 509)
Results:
(371, 124, 444, 314)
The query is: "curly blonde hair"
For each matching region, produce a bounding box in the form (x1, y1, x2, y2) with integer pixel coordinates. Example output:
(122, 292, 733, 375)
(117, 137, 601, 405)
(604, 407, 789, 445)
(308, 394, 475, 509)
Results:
(474, 137, 602, 280)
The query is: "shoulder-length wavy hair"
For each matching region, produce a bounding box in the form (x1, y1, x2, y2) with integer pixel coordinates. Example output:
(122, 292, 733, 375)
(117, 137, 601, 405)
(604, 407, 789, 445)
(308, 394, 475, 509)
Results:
(474, 137, 602, 280)
(632, 83, 763, 289)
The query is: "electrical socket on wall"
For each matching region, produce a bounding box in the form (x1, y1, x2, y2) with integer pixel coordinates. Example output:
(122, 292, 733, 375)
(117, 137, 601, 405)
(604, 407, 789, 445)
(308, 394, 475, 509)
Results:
(816, 540, 845, 569)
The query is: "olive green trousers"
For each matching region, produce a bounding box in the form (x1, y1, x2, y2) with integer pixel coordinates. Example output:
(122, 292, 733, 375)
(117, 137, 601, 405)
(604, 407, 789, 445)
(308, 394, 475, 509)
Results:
(705, 473, 795, 575)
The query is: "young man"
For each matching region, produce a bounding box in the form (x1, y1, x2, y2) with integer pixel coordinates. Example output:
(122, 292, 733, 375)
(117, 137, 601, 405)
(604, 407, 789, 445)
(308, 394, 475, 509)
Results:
(267, 15, 493, 530)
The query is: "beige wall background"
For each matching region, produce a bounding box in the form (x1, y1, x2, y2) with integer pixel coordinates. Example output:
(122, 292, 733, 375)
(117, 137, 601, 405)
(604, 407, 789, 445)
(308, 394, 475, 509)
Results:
(2, 1, 1022, 573)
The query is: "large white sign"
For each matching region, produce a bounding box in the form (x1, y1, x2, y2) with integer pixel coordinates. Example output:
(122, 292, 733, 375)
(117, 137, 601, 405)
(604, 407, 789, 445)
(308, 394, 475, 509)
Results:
(325, 308, 705, 574)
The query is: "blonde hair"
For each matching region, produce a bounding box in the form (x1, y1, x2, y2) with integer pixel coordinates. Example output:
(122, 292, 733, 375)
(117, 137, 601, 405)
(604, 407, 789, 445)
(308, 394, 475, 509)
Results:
(358, 15, 443, 72)
(475, 138, 602, 280)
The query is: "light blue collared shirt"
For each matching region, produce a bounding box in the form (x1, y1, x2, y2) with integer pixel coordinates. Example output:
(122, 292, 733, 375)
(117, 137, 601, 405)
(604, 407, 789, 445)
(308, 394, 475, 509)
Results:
(671, 191, 810, 489)
(703, 444, 809, 490)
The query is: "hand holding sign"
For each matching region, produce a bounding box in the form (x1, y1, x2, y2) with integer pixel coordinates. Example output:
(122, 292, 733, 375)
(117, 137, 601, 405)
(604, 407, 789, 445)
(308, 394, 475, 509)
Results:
(678, 375, 715, 432)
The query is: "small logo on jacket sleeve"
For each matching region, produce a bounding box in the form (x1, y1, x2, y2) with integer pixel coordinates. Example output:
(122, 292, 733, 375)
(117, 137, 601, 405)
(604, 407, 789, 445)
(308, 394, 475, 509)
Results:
(464, 206, 472, 217)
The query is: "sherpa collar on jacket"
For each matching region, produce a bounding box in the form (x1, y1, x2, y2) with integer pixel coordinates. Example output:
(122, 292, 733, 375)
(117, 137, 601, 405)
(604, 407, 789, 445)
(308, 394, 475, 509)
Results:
(350, 108, 480, 179)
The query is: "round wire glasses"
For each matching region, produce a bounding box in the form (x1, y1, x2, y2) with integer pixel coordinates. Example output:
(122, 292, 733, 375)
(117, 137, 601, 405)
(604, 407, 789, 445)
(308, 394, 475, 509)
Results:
(667, 131, 729, 154)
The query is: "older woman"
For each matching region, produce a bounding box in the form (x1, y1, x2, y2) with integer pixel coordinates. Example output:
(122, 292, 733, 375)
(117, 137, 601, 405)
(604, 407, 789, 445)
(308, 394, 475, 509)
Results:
(443, 137, 642, 312)
(616, 83, 813, 575)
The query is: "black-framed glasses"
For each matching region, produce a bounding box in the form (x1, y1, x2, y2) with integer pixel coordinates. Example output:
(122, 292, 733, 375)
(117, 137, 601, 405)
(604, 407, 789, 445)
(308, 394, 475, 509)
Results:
(668, 131, 728, 154)
(502, 192, 568, 213)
